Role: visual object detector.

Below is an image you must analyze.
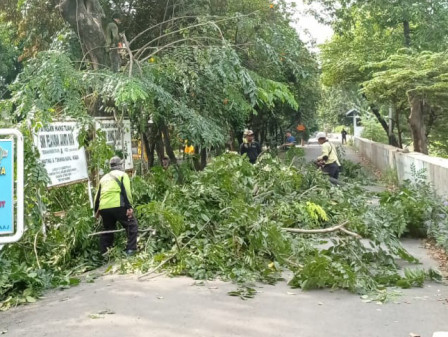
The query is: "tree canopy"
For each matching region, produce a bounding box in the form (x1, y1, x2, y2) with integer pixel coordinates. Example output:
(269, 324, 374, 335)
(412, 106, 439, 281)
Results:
(313, 0, 448, 154)
(0, 0, 320, 165)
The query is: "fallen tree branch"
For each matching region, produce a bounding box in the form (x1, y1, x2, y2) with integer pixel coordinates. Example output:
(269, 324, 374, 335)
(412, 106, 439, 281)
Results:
(88, 228, 156, 237)
(283, 222, 346, 234)
(139, 255, 175, 280)
(34, 232, 41, 269)
(139, 207, 231, 280)
(339, 227, 362, 239)
(299, 185, 319, 198)
(282, 221, 361, 238)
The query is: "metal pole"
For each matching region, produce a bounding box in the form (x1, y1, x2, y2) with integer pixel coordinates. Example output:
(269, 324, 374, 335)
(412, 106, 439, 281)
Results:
(353, 115, 356, 137)
(87, 179, 95, 216)
(37, 189, 46, 237)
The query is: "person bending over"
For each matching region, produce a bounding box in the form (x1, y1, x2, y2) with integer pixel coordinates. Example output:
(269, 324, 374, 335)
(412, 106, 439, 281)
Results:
(316, 132, 341, 179)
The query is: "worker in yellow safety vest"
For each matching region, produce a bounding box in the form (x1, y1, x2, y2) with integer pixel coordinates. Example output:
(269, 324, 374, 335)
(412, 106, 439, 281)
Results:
(184, 141, 195, 155)
(94, 156, 138, 255)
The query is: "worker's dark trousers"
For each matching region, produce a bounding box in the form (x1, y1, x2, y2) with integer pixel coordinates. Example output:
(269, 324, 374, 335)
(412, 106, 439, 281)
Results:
(99, 207, 138, 253)
(109, 50, 121, 73)
(323, 162, 340, 179)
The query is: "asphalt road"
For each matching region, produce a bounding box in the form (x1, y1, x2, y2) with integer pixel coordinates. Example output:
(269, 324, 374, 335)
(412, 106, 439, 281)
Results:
(1, 240, 447, 337)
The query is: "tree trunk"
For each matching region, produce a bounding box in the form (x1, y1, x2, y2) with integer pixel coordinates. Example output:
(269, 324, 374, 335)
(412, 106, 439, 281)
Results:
(155, 132, 165, 163)
(193, 148, 201, 171)
(142, 131, 154, 168)
(260, 122, 267, 147)
(200, 147, 207, 169)
(425, 106, 437, 138)
(193, 147, 207, 171)
(403, 20, 411, 47)
(161, 123, 178, 165)
(408, 95, 428, 154)
(395, 109, 403, 148)
(148, 142, 156, 168)
(228, 129, 235, 151)
(360, 89, 399, 147)
(143, 123, 162, 168)
(369, 104, 400, 147)
(59, 0, 108, 69)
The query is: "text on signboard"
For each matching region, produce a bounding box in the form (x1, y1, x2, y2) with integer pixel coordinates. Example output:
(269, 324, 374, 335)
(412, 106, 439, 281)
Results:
(39, 133, 75, 149)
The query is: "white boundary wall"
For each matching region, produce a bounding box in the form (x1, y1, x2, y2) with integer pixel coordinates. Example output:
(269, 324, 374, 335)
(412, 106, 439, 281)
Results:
(354, 137, 448, 197)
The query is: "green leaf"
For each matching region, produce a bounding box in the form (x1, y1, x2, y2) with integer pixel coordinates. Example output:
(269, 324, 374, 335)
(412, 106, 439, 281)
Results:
(26, 296, 36, 303)
(69, 278, 81, 286)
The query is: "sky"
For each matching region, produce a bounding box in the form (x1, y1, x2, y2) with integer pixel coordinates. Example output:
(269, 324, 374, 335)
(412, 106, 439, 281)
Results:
(285, 0, 334, 46)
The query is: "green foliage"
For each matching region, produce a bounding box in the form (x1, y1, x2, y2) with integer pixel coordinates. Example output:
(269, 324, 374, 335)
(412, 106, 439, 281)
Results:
(362, 50, 448, 153)
(228, 285, 257, 300)
(0, 0, 63, 59)
(318, 85, 368, 127)
(8, 51, 87, 122)
(361, 117, 389, 144)
(0, 2, 321, 309)
(316, 0, 448, 154)
(380, 168, 399, 188)
(79, 128, 114, 173)
(340, 160, 369, 181)
(0, 183, 102, 311)
(0, 0, 321, 160)
(0, 119, 103, 311)
(0, 23, 19, 98)
(289, 240, 375, 292)
(427, 205, 448, 254)
(128, 154, 434, 296)
(284, 147, 305, 164)
(378, 168, 442, 238)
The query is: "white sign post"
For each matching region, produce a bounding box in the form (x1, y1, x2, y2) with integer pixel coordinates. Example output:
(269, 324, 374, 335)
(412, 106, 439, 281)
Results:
(95, 118, 133, 171)
(34, 122, 89, 187)
(0, 129, 24, 244)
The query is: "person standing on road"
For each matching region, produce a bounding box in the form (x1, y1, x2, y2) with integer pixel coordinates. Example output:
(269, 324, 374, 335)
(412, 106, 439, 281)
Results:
(341, 129, 348, 145)
(316, 132, 341, 179)
(240, 129, 261, 164)
(94, 156, 138, 255)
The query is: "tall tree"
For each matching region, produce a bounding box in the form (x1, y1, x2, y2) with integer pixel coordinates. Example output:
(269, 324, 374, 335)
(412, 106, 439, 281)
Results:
(59, 0, 107, 69)
(314, 0, 448, 151)
(0, 0, 319, 167)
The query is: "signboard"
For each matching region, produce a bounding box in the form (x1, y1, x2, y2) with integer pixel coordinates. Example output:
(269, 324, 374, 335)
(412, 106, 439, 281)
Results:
(0, 129, 24, 244)
(34, 122, 89, 187)
(0, 139, 14, 234)
(95, 119, 133, 170)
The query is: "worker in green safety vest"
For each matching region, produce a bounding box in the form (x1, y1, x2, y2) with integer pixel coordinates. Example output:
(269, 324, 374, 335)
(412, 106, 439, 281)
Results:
(94, 156, 138, 255)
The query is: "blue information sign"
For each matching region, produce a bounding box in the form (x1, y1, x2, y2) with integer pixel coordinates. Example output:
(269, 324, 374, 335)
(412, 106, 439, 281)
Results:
(0, 139, 14, 234)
